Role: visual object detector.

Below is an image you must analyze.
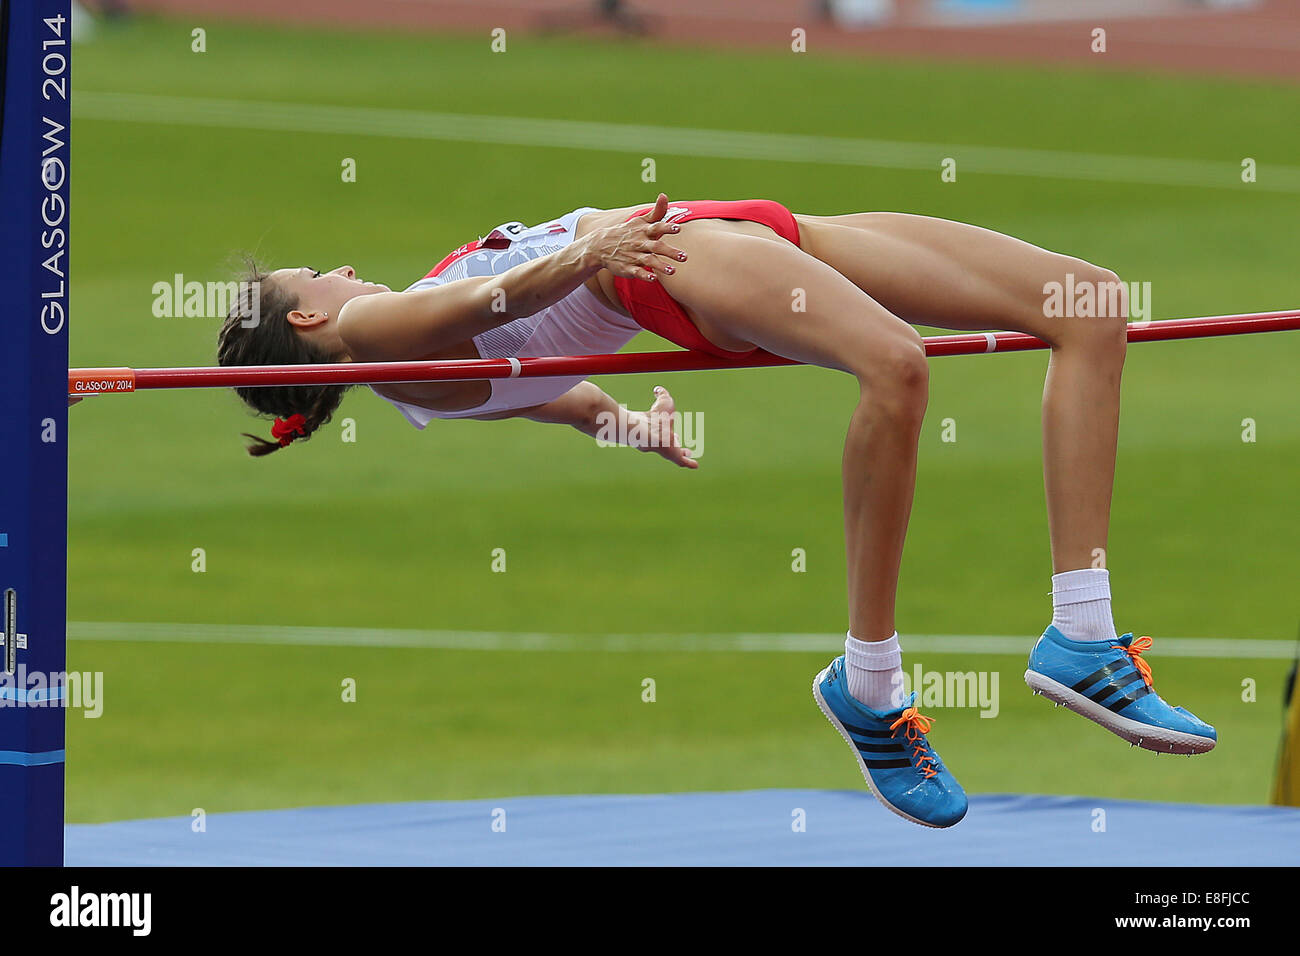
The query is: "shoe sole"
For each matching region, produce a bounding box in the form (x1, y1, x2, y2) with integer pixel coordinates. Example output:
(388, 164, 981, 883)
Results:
(1024, 669, 1216, 755)
(811, 666, 961, 829)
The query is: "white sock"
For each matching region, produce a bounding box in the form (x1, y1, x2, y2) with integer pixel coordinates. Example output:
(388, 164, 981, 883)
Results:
(1051, 568, 1118, 643)
(844, 631, 904, 712)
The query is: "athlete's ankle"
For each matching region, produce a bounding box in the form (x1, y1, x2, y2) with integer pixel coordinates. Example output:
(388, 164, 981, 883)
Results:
(844, 631, 905, 711)
(1050, 567, 1117, 643)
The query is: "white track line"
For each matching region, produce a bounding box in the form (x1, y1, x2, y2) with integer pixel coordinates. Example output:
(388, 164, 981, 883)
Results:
(65, 621, 1297, 658)
(72, 91, 1300, 194)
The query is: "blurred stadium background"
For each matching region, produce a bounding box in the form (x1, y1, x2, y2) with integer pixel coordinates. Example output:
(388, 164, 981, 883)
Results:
(63, 0, 1298, 826)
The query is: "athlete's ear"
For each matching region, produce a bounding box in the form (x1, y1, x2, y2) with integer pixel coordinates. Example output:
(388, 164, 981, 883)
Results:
(286, 308, 329, 330)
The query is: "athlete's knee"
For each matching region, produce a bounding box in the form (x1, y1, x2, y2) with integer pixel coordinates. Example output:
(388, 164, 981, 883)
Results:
(850, 336, 929, 421)
(1079, 265, 1128, 360)
(1049, 263, 1128, 361)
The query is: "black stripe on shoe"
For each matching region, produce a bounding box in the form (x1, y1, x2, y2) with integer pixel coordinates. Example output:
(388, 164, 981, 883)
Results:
(1102, 682, 1153, 714)
(1070, 660, 1128, 695)
(856, 742, 906, 754)
(840, 722, 895, 738)
(864, 758, 913, 770)
(1084, 669, 1146, 704)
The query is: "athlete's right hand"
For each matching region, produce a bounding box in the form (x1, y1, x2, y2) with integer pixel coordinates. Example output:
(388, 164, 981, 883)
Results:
(584, 193, 688, 282)
(626, 385, 698, 469)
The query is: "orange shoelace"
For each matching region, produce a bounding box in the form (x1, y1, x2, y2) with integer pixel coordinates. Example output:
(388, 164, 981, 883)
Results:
(1115, 635, 1155, 689)
(889, 706, 939, 779)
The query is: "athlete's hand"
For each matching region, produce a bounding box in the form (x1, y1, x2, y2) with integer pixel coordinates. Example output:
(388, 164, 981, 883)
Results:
(626, 385, 698, 469)
(586, 193, 688, 282)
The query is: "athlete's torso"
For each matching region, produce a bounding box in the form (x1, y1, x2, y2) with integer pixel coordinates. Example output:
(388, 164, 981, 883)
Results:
(370, 206, 644, 425)
(368, 201, 791, 423)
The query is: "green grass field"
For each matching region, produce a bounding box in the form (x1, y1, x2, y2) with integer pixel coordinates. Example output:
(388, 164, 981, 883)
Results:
(65, 15, 1299, 822)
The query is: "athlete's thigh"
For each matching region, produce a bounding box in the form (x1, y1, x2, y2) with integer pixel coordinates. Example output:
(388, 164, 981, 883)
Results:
(660, 221, 923, 375)
(794, 212, 1114, 338)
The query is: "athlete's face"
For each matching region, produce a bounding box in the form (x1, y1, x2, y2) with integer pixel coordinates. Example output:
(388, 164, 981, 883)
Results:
(271, 265, 391, 322)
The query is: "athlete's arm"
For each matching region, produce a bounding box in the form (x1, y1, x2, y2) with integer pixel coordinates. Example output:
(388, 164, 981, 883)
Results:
(478, 380, 698, 469)
(339, 194, 685, 360)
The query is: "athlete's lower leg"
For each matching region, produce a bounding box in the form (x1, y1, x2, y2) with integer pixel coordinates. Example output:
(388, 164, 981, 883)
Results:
(840, 341, 929, 643)
(795, 213, 1126, 574)
(793, 214, 1214, 752)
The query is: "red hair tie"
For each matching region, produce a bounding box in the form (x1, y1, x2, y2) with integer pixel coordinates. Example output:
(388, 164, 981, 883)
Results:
(270, 414, 308, 446)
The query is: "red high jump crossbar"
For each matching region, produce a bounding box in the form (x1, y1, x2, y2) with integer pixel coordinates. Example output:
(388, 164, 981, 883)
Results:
(68, 310, 1300, 395)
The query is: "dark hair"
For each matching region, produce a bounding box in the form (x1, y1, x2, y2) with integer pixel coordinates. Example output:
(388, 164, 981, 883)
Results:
(217, 259, 352, 456)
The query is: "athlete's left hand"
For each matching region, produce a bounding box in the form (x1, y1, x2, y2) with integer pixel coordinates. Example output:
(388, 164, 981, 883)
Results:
(584, 193, 687, 282)
(627, 386, 698, 469)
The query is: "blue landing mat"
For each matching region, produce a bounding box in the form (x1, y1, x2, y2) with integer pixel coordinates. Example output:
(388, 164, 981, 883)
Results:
(66, 791, 1300, 866)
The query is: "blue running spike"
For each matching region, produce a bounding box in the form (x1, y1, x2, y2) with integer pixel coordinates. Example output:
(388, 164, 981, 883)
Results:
(812, 657, 967, 828)
(1024, 627, 1215, 755)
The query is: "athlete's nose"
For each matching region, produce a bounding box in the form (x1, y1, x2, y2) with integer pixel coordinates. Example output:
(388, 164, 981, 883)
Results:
(333, 265, 355, 279)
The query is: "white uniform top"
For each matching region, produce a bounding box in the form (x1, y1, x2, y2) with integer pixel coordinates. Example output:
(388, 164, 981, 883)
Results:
(371, 206, 641, 428)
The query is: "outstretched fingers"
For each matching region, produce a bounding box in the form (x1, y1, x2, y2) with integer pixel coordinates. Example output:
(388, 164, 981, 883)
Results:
(593, 196, 688, 282)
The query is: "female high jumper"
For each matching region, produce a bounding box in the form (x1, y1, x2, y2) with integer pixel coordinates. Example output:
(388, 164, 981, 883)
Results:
(218, 194, 1216, 828)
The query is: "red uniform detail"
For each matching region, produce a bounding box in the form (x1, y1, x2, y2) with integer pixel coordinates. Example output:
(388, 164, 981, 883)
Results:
(423, 231, 517, 280)
(612, 199, 801, 357)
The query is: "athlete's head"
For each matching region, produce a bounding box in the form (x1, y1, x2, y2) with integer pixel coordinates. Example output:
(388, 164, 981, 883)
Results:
(217, 260, 389, 456)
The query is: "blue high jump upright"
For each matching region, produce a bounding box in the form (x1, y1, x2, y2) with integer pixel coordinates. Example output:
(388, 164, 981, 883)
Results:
(0, 0, 71, 866)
